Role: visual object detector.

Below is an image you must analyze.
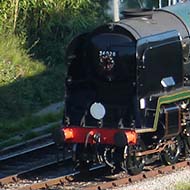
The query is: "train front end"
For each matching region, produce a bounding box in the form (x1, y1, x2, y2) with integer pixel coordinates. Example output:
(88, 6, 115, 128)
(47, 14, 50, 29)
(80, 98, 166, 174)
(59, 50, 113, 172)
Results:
(54, 1, 190, 173)
(58, 24, 140, 171)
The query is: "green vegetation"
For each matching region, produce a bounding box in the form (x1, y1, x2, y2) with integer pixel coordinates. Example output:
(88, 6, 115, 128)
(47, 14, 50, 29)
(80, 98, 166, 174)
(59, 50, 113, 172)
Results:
(0, 111, 63, 148)
(0, 0, 107, 118)
(2, 0, 108, 65)
(175, 182, 190, 190)
(0, 34, 45, 87)
(0, 0, 108, 146)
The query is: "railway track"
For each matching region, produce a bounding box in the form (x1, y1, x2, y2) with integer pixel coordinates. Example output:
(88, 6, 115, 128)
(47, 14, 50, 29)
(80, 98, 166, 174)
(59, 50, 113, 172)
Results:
(0, 155, 73, 190)
(0, 162, 107, 190)
(1, 158, 189, 190)
(0, 133, 74, 190)
(0, 134, 67, 179)
(0, 134, 54, 161)
(1, 135, 190, 190)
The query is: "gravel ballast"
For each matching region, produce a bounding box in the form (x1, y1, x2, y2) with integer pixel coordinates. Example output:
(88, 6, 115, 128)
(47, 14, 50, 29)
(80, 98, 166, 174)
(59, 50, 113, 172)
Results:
(116, 167, 190, 190)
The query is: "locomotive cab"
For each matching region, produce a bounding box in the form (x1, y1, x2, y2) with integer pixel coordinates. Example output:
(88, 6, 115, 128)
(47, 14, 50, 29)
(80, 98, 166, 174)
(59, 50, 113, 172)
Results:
(136, 30, 183, 131)
(136, 30, 183, 97)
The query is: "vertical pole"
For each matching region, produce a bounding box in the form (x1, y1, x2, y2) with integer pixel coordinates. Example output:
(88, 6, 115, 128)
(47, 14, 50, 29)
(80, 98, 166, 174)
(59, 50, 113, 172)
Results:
(173, 0, 177, 5)
(159, 0, 162, 8)
(113, 0, 120, 22)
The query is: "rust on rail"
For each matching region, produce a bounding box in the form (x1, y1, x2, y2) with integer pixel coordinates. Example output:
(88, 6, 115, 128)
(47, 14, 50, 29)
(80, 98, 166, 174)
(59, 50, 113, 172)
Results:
(1, 160, 190, 190)
(17, 175, 73, 190)
(83, 160, 190, 190)
(0, 175, 19, 186)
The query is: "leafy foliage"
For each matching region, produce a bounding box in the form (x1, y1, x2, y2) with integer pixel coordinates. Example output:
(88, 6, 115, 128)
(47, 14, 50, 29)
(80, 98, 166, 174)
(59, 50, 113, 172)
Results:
(0, 0, 108, 121)
(175, 182, 190, 190)
(0, 0, 108, 65)
(25, 0, 107, 65)
(0, 34, 45, 87)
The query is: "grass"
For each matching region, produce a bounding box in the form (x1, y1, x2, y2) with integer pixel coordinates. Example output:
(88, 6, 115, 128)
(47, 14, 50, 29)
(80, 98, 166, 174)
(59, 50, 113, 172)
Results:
(1, 112, 62, 134)
(0, 33, 46, 87)
(0, 111, 63, 148)
(0, 33, 66, 121)
(0, 33, 66, 148)
(175, 183, 190, 190)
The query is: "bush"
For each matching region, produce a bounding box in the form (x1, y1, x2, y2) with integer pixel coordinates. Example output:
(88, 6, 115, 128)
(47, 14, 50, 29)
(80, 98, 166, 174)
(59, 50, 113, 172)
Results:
(0, 1, 108, 120)
(25, 0, 107, 65)
(0, 33, 45, 87)
(176, 183, 190, 190)
(0, 33, 47, 119)
(0, 0, 108, 65)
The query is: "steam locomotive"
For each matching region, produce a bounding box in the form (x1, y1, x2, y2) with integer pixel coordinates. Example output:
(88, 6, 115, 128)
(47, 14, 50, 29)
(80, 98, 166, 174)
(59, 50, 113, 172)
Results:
(54, 2, 190, 175)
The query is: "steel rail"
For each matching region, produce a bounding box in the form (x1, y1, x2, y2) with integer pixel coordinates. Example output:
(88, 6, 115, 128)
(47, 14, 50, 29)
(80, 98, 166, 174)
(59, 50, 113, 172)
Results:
(10, 160, 190, 190)
(0, 134, 65, 183)
(0, 156, 72, 187)
(0, 134, 54, 162)
(83, 160, 190, 190)
(17, 171, 79, 190)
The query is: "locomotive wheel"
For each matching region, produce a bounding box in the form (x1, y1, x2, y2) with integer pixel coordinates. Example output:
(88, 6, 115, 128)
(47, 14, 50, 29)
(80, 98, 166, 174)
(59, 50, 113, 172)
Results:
(72, 143, 94, 171)
(161, 136, 182, 165)
(126, 140, 146, 175)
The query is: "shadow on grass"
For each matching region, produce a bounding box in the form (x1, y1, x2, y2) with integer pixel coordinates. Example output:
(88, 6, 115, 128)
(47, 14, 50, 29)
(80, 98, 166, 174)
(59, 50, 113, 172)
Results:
(0, 64, 64, 145)
(0, 63, 65, 122)
(0, 63, 65, 146)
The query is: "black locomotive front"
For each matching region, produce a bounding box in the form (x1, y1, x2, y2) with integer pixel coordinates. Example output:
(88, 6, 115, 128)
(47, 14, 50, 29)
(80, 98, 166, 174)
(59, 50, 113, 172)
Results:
(54, 2, 190, 174)
(65, 25, 137, 128)
(65, 21, 185, 131)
